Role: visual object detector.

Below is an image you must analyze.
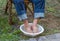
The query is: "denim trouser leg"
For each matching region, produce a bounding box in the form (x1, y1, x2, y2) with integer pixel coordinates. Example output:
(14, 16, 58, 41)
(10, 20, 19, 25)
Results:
(30, 0, 45, 19)
(13, 0, 45, 21)
(27, 0, 45, 19)
(13, 0, 28, 21)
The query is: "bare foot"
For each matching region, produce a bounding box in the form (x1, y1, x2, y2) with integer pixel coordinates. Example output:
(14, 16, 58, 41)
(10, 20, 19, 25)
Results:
(32, 19, 38, 33)
(23, 20, 33, 33)
(24, 23, 33, 33)
(32, 25, 38, 33)
(24, 25, 33, 33)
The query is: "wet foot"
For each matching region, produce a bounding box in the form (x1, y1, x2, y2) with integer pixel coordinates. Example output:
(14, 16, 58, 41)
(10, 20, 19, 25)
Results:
(24, 25, 33, 33)
(32, 25, 38, 33)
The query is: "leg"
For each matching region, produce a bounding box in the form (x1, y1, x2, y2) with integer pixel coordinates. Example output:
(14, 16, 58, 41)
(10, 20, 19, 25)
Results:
(30, 0, 45, 33)
(23, 19, 33, 33)
(13, 1, 33, 33)
(32, 13, 44, 33)
(32, 18, 38, 33)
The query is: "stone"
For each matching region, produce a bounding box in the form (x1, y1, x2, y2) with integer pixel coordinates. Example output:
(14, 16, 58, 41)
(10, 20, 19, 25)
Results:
(28, 38, 37, 41)
(38, 36, 48, 41)
(50, 39, 60, 41)
(45, 34, 56, 39)
(19, 33, 60, 41)
(55, 33, 60, 39)
(20, 40, 26, 41)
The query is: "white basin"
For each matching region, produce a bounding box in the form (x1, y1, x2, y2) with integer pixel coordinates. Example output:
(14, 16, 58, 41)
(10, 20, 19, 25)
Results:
(20, 23, 44, 37)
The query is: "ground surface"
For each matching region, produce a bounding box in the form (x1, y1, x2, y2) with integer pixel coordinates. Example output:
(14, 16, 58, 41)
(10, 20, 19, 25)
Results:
(19, 33, 60, 41)
(0, 0, 60, 41)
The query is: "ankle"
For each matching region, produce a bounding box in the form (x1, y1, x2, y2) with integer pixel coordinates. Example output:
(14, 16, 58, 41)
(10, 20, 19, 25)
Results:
(33, 19, 38, 26)
(23, 20, 29, 27)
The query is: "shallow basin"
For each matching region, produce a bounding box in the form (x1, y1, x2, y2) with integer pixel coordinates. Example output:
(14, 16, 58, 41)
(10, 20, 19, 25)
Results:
(20, 23, 44, 37)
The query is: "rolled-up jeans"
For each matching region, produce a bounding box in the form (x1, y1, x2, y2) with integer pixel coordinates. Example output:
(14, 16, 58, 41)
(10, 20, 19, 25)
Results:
(13, 0, 45, 21)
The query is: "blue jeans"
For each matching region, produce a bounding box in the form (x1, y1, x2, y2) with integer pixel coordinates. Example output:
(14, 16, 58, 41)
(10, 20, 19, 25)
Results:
(13, 0, 45, 21)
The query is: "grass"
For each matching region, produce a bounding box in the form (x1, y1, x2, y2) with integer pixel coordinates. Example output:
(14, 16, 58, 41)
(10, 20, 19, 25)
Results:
(0, 15, 21, 41)
(0, 0, 60, 41)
